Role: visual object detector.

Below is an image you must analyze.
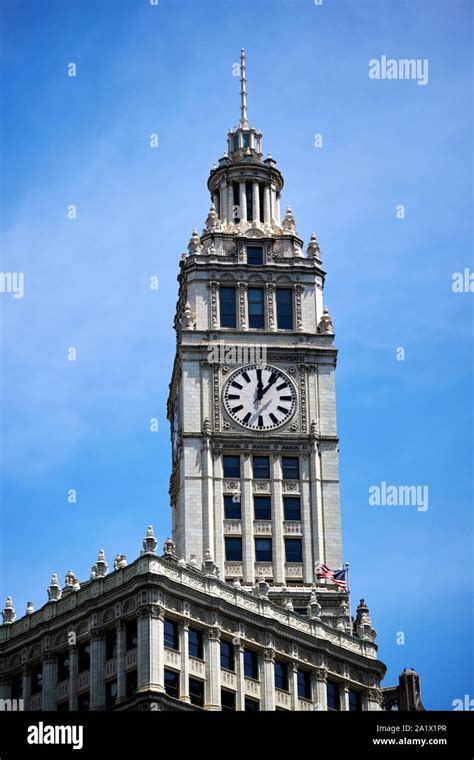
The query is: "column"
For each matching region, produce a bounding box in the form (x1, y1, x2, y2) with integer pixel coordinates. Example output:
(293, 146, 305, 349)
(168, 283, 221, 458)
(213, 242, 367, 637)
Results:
(204, 628, 221, 710)
(363, 688, 382, 711)
(263, 185, 271, 225)
(227, 183, 234, 223)
(41, 653, 57, 711)
(276, 193, 281, 225)
(180, 622, 190, 703)
(252, 181, 260, 222)
(300, 455, 313, 584)
(341, 682, 350, 711)
(314, 668, 328, 710)
(290, 662, 298, 710)
(89, 632, 106, 710)
(271, 455, 284, 585)
(241, 453, 254, 585)
(270, 185, 277, 223)
(202, 437, 214, 562)
(220, 182, 227, 223)
(309, 440, 324, 572)
(137, 607, 165, 693)
(213, 192, 219, 216)
(213, 454, 224, 574)
(22, 668, 32, 711)
(116, 622, 126, 703)
(266, 283, 276, 332)
(237, 282, 248, 331)
(239, 182, 247, 221)
(262, 649, 275, 710)
(236, 643, 245, 711)
(68, 646, 78, 711)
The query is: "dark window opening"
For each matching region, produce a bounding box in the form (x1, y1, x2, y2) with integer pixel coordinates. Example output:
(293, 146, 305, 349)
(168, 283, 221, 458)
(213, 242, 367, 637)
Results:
(245, 696, 260, 711)
(126, 670, 137, 700)
(282, 456, 299, 480)
(255, 537, 272, 562)
(78, 643, 91, 674)
(57, 651, 70, 682)
(164, 619, 179, 651)
(349, 689, 362, 711)
(220, 286, 236, 329)
(223, 455, 240, 478)
(297, 669, 311, 699)
(220, 640, 235, 671)
(254, 496, 271, 521)
(164, 670, 180, 699)
(221, 689, 236, 710)
(224, 494, 241, 520)
(285, 538, 303, 563)
(188, 628, 203, 660)
(327, 680, 340, 711)
(248, 287, 264, 329)
(252, 455, 269, 479)
(105, 680, 118, 709)
(247, 246, 264, 266)
(244, 649, 259, 680)
(283, 496, 301, 521)
(77, 692, 90, 712)
(274, 661, 289, 691)
(276, 288, 293, 329)
(105, 629, 117, 661)
(125, 620, 137, 651)
(189, 677, 204, 707)
(225, 537, 242, 562)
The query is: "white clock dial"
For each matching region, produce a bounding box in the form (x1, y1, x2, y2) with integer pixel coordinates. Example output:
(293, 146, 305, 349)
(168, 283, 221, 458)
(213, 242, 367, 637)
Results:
(223, 365, 297, 431)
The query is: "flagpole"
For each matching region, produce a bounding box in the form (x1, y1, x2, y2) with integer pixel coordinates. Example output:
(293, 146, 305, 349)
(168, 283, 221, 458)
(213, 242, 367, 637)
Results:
(344, 561, 353, 635)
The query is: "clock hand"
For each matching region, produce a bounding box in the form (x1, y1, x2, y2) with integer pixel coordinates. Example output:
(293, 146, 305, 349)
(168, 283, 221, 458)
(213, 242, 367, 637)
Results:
(260, 373, 277, 398)
(256, 368, 263, 400)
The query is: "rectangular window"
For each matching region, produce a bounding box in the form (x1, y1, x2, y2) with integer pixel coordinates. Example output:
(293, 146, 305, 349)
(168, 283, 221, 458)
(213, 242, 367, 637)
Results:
(243, 649, 259, 680)
(219, 286, 236, 328)
(242, 133, 250, 149)
(349, 689, 362, 711)
(247, 245, 263, 266)
(225, 537, 242, 561)
(221, 689, 236, 710)
(224, 494, 241, 520)
(327, 680, 340, 711)
(126, 670, 137, 699)
(164, 619, 179, 651)
(164, 670, 180, 699)
(125, 620, 137, 651)
(105, 629, 117, 660)
(77, 643, 90, 674)
(57, 651, 70, 682)
(220, 640, 235, 671)
(276, 288, 293, 329)
(297, 669, 311, 699)
(252, 455, 269, 479)
(188, 628, 203, 660)
(244, 696, 260, 711)
(282, 456, 299, 480)
(285, 538, 303, 563)
(254, 495, 271, 521)
(77, 692, 90, 712)
(233, 135, 239, 151)
(274, 661, 289, 691)
(283, 496, 301, 521)
(105, 680, 118, 709)
(248, 287, 264, 329)
(189, 678, 204, 707)
(223, 455, 240, 478)
(255, 537, 272, 562)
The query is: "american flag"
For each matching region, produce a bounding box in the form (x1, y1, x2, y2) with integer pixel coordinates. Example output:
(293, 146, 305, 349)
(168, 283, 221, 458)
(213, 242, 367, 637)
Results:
(316, 563, 348, 590)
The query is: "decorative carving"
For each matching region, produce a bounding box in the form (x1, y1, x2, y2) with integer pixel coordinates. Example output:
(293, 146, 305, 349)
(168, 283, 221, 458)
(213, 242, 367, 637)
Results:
(237, 241, 246, 263)
(266, 282, 276, 330)
(205, 203, 220, 232)
(306, 232, 321, 261)
(187, 228, 202, 254)
(317, 306, 335, 335)
(294, 283, 304, 332)
(298, 364, 308, 432)
(238, 282, 248, 329)
(208, 280, 218, 329)
(282, 206, 297, 235)
(212, 365, 220, 431)
(182, 302, 195, 330)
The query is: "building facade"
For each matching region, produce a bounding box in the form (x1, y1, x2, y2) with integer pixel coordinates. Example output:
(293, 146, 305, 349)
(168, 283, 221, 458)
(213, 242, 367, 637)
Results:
(0, 51, 422, 712)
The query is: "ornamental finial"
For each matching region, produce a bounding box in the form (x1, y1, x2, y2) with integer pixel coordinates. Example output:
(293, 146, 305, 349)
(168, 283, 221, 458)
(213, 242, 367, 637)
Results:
(240, 48, 248, 128)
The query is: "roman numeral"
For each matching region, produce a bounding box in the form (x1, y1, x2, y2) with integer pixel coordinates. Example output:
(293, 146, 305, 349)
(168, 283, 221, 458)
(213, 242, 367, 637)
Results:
(280, 395, 292, 401)
(269, 413, 279, 425)
(258, 415, 264, 428)
(242, 371, 251, 383)
(231, 381, 243, 389)
(276, 382, 287, 391)
(227, 394, 240, 400)
(242, 412, 251, 424)
(231, 405, 244, 413)
(277, 406, 289, 414)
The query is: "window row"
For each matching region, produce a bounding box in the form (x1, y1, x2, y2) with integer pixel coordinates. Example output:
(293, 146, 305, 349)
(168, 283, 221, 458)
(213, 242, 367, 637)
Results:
(223, 455, 300, 480)
(224, 494, 301, 521)
(225, 537, 303, 563)
(220, 284, 294, 330)
(165, 670, 260, 710)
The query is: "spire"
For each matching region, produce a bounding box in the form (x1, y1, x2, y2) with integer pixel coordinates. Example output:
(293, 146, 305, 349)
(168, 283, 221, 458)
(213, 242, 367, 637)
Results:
(239, 48, 248, 128)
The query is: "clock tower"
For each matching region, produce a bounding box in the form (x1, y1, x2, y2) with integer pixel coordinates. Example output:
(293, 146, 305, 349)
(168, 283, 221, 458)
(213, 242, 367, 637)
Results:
(168, 50, 342, 608)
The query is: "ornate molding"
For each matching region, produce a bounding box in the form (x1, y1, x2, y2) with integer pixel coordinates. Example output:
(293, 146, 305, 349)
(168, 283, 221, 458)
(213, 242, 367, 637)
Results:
(238, 282, 248, 330)
(294, 283, 304, 332)
(298, 364, 308, 433)
(209, 281, 219, 329)
(266, 282, 276, 331)
(212, 365, 220, 431)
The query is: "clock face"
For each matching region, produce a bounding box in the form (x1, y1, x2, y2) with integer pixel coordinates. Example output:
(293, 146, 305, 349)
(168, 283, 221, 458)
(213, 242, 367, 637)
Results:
(223, 365, 297, 431)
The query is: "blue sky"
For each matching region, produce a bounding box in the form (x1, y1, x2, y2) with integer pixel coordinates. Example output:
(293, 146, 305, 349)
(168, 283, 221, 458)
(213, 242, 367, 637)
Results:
(0, 0, 472, 709)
